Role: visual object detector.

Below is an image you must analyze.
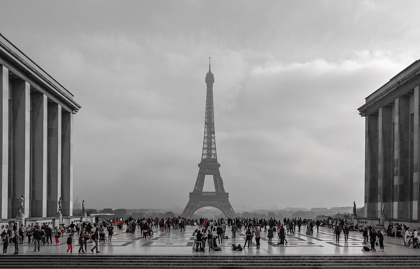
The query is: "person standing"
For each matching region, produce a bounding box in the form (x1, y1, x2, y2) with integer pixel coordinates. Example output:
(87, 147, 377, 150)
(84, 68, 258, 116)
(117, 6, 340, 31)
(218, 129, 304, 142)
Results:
(26, 226, 33, 244)
(107, 225, 114, 242)
(231, 224, 237, 239)
(13, 233, 20, 255)
(378, 229, 385, 252)
(45, 225, 52, 245)
(2, 232, 9, 254)
(33, 227, 42, 252)
(370, 228, 377, 251)
(343, 223, 350, 242)
(195, 230, 202, 251)
(221, 222, 226, 240)
(316, 220, 320, 232)
(243, 228, 252, 248)
(18, 225, 24, 244)
(207, 230, 213, 251)
(217, 225, 223, 245)
(267, 227, 274, 244)
(335, 224, 342, 243)
(255, 227, 261, 249)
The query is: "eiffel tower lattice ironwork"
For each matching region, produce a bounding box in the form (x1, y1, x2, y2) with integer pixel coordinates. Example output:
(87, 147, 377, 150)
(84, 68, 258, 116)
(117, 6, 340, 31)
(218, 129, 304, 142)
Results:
(182, 59, 235, 219)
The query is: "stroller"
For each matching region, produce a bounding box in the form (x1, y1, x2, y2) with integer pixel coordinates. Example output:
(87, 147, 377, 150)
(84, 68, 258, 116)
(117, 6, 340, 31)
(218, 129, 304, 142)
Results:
(306, 224, 313, 235)
(99, 233, 106, 242)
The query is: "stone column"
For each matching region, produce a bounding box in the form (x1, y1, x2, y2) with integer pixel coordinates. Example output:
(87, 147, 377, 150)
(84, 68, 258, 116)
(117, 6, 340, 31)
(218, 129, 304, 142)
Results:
(0, 65, 9, 219)
(378, 106, 393, 218)
(61, 110, 73, 216)
(365, 114, 378, 218)
(47, 102, 61, 217)
(30, 92, 47, 217)
(393, 96, 410, 219)
(11, 80, 30, 218)
(413, 86, 420, 220)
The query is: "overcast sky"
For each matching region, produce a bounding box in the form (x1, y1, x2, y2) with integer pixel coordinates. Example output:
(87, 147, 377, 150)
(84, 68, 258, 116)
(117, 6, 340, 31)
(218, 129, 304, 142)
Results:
(1, 0, 419, 211)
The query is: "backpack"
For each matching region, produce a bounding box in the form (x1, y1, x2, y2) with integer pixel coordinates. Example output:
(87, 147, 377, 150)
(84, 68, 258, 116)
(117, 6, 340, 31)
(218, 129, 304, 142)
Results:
(91, 233, 96, 240)
(363, 246, 370, 251)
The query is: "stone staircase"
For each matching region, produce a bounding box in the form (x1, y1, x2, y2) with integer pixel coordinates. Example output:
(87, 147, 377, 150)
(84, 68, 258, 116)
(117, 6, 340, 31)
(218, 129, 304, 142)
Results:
(1, 255, 420, 268)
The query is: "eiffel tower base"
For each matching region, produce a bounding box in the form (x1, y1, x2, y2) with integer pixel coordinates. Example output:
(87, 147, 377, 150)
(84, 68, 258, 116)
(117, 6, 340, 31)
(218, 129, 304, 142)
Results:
(182, 192, 235, 219)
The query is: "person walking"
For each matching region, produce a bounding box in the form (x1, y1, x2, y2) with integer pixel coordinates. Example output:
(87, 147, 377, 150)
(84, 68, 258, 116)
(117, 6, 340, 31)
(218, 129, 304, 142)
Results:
(54, 226, 61, 245)
(278, 225, 288, 245)
(66, 234, 73, 254)
(90, 228, 100, 253)
(78, 231, 85, 254)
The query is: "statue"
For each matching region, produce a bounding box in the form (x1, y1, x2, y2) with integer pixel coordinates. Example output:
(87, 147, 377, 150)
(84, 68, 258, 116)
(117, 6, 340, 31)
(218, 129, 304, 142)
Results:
(381, 202, 385, 214)
(57, 197, 63, 214)
(18, 195, 24, 215)
(353, 201, 357, 217)
(82, 200, 85, 214)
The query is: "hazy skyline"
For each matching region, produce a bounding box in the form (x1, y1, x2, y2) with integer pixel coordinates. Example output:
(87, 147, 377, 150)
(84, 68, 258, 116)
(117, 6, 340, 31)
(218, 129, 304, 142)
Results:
(1, 0, 420, 210)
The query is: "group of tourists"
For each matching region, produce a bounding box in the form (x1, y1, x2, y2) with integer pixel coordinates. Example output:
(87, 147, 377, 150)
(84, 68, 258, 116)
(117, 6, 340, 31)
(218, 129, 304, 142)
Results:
(4, 214, 419, 255)
(1, 222, 65, 254)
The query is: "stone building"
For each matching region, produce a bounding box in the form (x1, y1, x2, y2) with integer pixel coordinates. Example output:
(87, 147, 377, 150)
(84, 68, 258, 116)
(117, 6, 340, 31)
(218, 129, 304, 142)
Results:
(358, 60, 420, 221)
(0, 34, 81, 220)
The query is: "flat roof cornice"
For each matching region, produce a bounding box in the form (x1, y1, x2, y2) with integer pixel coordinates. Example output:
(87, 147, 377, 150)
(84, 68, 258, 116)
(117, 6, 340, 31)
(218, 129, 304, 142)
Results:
(0, 33, 81, 112)
(358, 59, 420, 116)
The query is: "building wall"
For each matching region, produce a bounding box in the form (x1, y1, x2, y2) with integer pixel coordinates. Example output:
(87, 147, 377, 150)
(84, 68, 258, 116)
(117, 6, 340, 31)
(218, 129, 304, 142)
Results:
(363, 83, 420, 221)
(0, 35, 80, 220)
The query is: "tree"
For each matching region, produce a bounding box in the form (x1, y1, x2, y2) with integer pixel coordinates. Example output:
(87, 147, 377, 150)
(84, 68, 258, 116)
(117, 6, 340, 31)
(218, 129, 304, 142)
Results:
(113, 209, 128, 218)
(101, 208, 114, 214)
(73, 209, 83, 216)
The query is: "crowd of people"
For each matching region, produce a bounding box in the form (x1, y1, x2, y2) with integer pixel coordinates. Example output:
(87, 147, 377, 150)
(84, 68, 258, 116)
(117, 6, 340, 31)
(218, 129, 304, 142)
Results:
(1, 215, 419, 255)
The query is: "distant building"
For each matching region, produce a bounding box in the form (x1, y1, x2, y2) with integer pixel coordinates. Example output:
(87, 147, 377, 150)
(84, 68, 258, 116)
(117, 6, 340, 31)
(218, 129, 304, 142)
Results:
(73, 198, 81, 211)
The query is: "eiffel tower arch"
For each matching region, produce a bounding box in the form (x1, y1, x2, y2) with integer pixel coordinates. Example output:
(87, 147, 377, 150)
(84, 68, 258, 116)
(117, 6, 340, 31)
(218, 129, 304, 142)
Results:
(182, 59, 235, 219)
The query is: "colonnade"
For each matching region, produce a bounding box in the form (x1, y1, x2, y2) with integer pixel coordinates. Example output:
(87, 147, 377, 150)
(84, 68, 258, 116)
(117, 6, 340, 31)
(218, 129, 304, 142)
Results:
(0, 64, 74, 219)
(365, 86, 420, 220)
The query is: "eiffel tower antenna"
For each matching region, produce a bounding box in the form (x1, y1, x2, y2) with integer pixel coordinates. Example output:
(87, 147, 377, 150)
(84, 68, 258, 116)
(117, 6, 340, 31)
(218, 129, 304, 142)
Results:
(182, 60, 235, 219)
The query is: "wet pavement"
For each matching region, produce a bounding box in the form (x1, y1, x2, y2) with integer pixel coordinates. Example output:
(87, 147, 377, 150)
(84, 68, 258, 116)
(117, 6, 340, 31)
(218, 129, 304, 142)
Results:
(4, 225, 420, 256)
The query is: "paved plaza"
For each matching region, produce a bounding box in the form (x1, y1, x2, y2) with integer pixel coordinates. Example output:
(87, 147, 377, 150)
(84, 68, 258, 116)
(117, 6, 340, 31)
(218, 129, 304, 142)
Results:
(3, 225, 420, 256)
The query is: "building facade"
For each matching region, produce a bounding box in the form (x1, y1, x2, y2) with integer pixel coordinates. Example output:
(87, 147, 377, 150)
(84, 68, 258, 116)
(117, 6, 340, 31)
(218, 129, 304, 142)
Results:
(0, 34, 81, 220)
(358, 60, 420, 221)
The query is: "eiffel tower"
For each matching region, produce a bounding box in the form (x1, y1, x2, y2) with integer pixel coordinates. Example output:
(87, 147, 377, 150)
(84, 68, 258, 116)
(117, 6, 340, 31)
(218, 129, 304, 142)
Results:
(182, 58, 235, 219)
